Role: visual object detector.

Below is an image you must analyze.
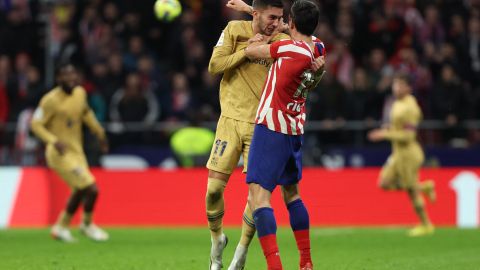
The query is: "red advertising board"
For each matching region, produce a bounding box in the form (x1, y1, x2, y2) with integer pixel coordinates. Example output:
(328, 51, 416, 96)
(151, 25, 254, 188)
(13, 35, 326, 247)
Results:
(5, 168, 480, 227)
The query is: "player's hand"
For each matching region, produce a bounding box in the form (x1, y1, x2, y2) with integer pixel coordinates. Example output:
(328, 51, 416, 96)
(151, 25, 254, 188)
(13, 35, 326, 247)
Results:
(226, 0, 251, 14)
(311, 56, 325, 72)
(99, 138, 109, 154)
(54, 141, 67, 155)
(248, 33, 264, 44)
(368, 129, 385, 142)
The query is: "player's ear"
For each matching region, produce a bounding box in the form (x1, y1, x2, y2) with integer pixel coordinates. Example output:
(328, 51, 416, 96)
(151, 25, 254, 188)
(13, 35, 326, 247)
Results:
(252, 9, 259, 18)
(288, 17, 294, 30)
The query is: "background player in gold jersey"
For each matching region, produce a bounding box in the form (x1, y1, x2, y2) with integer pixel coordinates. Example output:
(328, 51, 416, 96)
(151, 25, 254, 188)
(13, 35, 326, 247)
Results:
(368, 73, 436, 237)
(205, 0, 289, 269)
(31, 64, 109, 242)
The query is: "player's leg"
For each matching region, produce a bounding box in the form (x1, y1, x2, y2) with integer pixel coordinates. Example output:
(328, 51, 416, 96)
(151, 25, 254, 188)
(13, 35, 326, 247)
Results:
(79, 180, 109, 241)
(419, 179, 436, 202)
(229, 121, 256, 270)
(280, 134, 312, 269)
(206, 116, 242, 269)
(401, 163, 434, 236)
(206, 169, 230, 270)
(249, 183, 282, 270)
(282, 184, 312, 270)
(51, 185, 86, 242)
(246, 125, 289, 270)
(47, 152, 84, 242)
(379, 156, 401, 191)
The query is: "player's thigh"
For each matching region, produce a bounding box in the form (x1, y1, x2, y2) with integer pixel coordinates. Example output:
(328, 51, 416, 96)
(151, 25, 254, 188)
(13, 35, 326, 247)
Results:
(206, 116, 242, 175)
(47, 152, 95, 190)
(379, 156, 400, 189)
(397, 154, 422, 189)
(246, 125, 290, 192)
(240, 121, 255, 173)
(278, 135, 303, 188)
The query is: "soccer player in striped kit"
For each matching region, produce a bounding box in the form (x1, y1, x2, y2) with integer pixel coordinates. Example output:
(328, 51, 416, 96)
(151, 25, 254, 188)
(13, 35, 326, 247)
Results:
(244, 1, 325, 269)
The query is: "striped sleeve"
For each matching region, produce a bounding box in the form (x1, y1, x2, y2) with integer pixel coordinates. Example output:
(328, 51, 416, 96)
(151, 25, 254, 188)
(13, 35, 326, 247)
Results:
(269, 39, 294, 59)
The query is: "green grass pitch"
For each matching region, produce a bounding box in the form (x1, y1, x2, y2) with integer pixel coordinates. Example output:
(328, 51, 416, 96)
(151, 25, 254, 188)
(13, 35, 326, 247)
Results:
(0, 227, 479, 269)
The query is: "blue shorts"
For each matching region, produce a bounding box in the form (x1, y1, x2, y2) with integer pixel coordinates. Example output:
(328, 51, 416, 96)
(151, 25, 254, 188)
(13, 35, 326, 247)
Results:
(246, 124, 303, 192)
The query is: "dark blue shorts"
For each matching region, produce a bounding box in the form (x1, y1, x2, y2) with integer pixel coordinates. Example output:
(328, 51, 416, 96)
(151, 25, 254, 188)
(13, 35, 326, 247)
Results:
(246, 124, 303, 192)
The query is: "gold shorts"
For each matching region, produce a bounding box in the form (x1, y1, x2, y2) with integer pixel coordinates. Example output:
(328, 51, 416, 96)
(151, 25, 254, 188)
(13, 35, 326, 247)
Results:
(46, 145, 95, 190)
(206, 116, 255, 175)
(380, 151, 424, 189)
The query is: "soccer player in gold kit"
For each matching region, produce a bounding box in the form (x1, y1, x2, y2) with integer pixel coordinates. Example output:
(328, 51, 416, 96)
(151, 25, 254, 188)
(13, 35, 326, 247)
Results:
(368, 73, 436, 237)
(31, 64, 109, 242)
(205, 0, 290, 269)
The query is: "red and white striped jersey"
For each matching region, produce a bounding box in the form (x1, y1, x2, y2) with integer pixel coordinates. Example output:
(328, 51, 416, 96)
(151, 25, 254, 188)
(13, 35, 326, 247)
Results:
(255, 37, 326, 135)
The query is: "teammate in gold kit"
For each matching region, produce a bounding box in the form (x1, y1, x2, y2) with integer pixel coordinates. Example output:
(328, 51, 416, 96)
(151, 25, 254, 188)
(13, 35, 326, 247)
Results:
(31, 64, 109, 242)
(205, 0, 290, 269)
(368, 73, 436, 237)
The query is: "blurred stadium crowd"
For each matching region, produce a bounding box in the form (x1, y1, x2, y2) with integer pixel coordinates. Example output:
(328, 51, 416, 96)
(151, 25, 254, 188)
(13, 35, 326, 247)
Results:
(1, 0, 480, 165)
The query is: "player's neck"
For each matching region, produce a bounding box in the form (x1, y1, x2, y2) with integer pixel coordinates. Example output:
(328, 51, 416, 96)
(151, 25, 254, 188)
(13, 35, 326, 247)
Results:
(290, 30, 312, 46)
(251, 20, 261, 35)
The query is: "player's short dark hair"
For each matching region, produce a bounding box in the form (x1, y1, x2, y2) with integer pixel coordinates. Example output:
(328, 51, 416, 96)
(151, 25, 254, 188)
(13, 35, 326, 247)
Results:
(290, 0, 320, 36)
(252, 0, 284, 10)
(55, 63, 76, 76)
(393, 72, 412, 85)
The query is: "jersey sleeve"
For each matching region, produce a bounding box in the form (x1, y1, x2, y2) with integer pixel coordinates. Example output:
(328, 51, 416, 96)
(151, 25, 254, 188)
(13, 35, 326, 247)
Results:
(208, 21, 248, 75)
(269, 39, 295, 59)
(80, 89, 106, 141)
(30, 96, 58, 145)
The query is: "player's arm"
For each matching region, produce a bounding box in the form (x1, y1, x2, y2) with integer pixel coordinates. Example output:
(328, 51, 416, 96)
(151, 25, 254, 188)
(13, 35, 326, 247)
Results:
(31, 98, 58, 145)
(226, 0, 253, 15)
(382, 124, 417, 143)
(83, 106, 109, 153)
(245, 42, 271, 59)
(208, 22, 248, 75)
(31, 98, 67, 155)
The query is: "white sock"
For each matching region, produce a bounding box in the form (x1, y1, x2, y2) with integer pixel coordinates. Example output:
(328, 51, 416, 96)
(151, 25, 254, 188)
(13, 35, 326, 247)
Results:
(232, 244, 247, 261)
(211, 233, 224, 245)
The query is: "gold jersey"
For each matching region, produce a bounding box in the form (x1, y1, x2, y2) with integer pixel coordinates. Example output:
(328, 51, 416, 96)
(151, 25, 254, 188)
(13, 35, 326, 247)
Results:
(31, 86, 105, 154)
(384, 94, 423, 154)
(208, 20, 289, 123)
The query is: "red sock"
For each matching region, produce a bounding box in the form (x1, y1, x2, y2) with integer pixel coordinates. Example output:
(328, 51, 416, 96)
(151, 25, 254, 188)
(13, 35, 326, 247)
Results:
(259, 234, 283, 270)
(294, 229, 312, 267)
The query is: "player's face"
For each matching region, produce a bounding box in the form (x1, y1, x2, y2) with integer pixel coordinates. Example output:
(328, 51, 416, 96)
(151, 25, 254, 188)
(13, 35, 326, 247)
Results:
(59, 66, 79, 93)
(257, 7, 283, 36)
(392, 79, 411, 98)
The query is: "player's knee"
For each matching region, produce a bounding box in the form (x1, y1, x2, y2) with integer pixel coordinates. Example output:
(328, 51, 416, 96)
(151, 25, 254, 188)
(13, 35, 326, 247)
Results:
(206, 178, 226, 204)
(84, 183, 99, 197)
(379, 180, 393, 190)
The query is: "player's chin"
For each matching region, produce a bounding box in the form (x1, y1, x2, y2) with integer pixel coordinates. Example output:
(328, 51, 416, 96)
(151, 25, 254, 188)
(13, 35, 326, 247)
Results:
(265, 28, 275, 36)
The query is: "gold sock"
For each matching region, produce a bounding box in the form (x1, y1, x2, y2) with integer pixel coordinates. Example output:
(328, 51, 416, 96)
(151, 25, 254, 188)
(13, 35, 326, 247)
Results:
(239, 203, 256, 247)
(57, 211, 72, 227)
(206, 178, 227, 241)
(83, 212, 93, 225)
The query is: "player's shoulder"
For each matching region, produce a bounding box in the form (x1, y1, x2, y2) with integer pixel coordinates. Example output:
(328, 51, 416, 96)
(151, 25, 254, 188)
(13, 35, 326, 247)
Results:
(271, 33, 291, 42)
(73, 85, 87, 96)
(226, 20, 251, 32)
(312, 35, 326, 56)
(39, 87, 61, 106)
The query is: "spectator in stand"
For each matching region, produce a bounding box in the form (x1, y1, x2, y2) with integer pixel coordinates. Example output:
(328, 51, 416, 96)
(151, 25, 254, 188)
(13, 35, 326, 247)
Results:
(123, 35, 148, 72)
(461, 16, 480, 88)
(431, 65, 469, 144)
(110, 72, 159, 127)
(417, 5, 445, 47)
(170, 73, 191, 121)
(0, 55, 10, 124)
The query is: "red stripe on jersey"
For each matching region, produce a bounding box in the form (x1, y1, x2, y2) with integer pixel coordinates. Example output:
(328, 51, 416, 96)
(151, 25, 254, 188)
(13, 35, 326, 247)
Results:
(256, 38, 325, 135)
